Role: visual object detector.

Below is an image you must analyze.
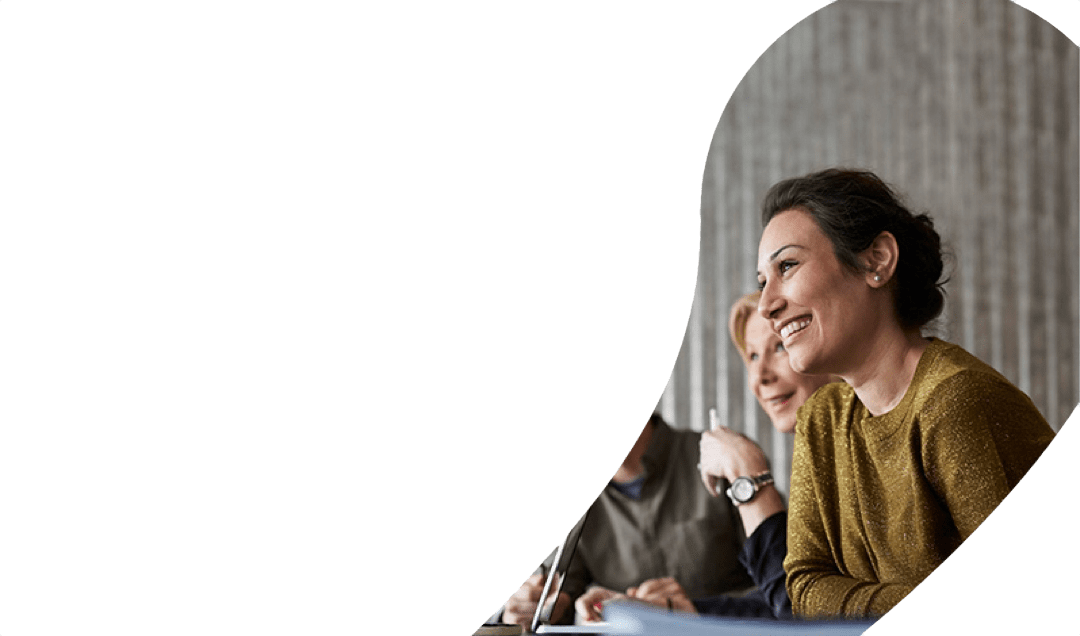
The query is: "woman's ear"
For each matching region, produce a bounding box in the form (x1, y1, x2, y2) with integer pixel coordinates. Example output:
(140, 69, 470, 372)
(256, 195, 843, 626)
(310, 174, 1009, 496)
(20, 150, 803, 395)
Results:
(862, 231, 899, 287)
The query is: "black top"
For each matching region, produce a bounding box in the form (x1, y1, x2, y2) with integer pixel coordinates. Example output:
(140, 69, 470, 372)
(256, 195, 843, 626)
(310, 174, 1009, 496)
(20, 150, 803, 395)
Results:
(691, 510, 791, 619)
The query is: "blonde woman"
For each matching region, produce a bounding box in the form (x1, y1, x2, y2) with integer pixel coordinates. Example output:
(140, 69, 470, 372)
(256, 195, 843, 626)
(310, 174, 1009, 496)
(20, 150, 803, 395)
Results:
(575, 293, 832, 620)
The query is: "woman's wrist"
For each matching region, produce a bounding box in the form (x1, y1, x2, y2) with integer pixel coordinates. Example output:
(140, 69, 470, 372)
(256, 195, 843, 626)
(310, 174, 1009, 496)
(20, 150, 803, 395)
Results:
(729, 460, 770, 482)
(736, 486, 785, 537)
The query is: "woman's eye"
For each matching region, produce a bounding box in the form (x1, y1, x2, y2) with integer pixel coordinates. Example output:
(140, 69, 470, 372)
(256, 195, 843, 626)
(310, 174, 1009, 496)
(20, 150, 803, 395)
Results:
(779, 260, 796, 274)
(774, 342, 785, 353)
(749, 353, 759, 361)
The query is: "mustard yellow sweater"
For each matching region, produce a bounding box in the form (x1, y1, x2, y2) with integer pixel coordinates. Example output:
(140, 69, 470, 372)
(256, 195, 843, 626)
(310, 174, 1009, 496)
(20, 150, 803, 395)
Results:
(784, 338, 1055, 618)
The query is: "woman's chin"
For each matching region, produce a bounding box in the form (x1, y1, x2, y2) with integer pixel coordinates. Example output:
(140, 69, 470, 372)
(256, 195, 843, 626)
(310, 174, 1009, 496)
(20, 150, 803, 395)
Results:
(764, 403, 798, 434)
(788, 354, 813, 375)
(788, 349, 825, 377)
(773, 417, 797, 435)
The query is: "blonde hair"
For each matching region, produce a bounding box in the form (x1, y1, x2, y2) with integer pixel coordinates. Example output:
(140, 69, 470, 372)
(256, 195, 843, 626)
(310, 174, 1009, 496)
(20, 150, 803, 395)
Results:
(728, 291, 762, 360)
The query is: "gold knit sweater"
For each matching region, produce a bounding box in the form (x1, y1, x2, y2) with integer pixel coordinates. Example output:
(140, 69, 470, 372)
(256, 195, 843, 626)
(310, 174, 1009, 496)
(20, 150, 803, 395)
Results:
(784, 338, 1055, 618)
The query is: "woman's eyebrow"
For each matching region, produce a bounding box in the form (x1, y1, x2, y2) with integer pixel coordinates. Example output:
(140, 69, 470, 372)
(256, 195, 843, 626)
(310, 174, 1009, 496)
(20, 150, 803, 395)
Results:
(767, 243, 801, 263)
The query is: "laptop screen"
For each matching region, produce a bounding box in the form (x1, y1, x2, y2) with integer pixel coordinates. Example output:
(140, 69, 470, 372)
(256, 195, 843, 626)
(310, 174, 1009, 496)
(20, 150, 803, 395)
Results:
(529, 509, 591, 633)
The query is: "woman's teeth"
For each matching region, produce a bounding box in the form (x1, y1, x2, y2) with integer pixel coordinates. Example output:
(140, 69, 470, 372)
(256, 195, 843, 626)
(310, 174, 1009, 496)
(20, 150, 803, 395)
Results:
(781, 318, 811, 339)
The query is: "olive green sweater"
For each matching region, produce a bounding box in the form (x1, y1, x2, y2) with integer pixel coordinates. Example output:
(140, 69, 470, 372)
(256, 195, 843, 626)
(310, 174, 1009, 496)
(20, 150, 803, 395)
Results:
(784, 338, 1055, 618)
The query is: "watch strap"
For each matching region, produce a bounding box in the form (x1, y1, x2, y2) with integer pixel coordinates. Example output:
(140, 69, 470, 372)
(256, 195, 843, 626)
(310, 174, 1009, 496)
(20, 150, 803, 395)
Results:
(750, 471, 774, 489)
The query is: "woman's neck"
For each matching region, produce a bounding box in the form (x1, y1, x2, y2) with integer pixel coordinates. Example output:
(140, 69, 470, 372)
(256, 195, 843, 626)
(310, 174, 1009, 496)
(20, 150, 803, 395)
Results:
(844, 329, 930, 417)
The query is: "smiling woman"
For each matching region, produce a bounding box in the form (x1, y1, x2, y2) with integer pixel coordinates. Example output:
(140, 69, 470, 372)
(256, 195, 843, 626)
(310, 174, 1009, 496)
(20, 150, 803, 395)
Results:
(731, 293, 830, 436)
(757, 170, 943, 387)
(756, 168, 1057, 619)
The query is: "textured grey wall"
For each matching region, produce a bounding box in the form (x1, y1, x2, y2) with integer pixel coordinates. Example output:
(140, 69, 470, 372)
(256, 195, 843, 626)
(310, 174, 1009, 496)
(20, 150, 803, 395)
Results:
(658, 0, 1078, 498)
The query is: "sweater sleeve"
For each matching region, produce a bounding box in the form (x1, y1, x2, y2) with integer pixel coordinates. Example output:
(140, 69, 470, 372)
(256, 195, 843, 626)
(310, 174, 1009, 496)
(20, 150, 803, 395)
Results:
(917, 371, 1053, 540)
(784, 416, 912, 618)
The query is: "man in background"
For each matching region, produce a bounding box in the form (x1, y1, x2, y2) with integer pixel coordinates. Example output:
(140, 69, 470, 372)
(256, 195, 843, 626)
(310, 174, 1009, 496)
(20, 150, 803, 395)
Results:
(497, 411, 753, 629)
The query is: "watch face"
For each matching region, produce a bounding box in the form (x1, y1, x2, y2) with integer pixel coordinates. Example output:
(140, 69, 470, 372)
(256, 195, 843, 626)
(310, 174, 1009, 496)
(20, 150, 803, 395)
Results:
(731, 477, 755, 502)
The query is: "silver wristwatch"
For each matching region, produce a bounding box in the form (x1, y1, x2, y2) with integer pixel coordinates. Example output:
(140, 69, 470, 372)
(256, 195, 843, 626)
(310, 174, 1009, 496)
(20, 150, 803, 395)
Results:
(725, 472, 774, 506)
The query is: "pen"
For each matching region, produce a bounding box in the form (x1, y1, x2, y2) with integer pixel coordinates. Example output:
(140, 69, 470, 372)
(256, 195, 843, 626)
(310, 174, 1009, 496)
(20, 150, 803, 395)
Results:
(698, 408, 722, 478)
(709, 407, 721, 430)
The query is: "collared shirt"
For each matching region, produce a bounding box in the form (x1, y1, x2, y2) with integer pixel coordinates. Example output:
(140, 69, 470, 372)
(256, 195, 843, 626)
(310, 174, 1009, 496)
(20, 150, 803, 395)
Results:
(561, 419, 754, 606)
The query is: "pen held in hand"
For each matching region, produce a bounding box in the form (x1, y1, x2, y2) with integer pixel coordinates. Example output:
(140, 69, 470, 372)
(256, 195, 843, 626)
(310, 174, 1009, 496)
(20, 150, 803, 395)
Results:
(697, 407, 722, 471)
(709, 407, 721, 431)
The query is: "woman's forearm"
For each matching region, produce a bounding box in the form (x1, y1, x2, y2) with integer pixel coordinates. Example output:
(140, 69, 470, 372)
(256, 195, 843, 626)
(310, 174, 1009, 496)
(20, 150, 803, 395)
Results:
(736, 486, 784, 537)
(786, 564, 913, 618)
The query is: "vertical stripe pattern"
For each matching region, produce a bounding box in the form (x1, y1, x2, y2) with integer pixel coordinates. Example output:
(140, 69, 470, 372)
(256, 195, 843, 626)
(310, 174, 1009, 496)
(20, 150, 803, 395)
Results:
(657, 0, 1077, 499)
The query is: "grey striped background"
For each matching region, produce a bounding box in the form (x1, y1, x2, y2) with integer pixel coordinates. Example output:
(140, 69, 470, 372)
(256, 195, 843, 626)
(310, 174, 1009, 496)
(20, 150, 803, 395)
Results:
(657, 0, 1078, 498)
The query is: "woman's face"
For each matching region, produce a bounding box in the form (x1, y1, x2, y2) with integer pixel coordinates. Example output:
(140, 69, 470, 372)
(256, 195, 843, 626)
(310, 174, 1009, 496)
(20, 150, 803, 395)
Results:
(756, 208, 877, 377)
(742, 311, 831, 434)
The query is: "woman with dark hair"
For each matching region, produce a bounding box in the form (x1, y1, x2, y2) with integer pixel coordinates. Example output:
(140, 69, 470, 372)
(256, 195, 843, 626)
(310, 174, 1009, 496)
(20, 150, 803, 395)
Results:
(755, 168, 1055, 618)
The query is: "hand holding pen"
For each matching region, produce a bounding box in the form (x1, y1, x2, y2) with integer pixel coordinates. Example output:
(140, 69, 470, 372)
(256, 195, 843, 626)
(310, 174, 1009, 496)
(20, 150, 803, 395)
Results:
(698, 408, 770, 497)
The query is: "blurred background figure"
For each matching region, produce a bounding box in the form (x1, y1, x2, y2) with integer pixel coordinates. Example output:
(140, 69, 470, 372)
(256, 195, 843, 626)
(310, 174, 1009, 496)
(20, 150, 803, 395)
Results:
(496, 409, 753, 630)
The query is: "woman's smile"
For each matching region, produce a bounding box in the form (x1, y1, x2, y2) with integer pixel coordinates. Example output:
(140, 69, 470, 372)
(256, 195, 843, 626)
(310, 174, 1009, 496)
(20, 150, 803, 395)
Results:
(764, 391, 795, 410)
(757, 208, 875, 377)
(779, 316, 812, 341)
(742, 310, 832, 434)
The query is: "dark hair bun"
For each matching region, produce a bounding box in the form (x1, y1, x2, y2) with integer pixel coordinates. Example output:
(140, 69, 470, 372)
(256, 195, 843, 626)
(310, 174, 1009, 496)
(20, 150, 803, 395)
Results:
(893, 212, 946, 328)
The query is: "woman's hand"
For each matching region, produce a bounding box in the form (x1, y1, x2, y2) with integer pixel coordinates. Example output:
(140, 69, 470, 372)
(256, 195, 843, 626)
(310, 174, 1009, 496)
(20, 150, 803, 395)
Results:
(626, 577, 696, 613)
(700, 425, 785, 536)
(698, 426, 770, 496)
(574, 586, 626, 623)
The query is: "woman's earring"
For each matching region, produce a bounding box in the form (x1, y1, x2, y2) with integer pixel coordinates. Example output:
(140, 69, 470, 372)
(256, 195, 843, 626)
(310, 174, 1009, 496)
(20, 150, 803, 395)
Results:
(874, 274, 882, 282)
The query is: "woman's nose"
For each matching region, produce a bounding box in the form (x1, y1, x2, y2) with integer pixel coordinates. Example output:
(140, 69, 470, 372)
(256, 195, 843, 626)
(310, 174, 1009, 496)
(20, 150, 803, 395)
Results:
(758, 360, 777, 385)
(758, 281, 783, 320)
(752, 361, 776, 388)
